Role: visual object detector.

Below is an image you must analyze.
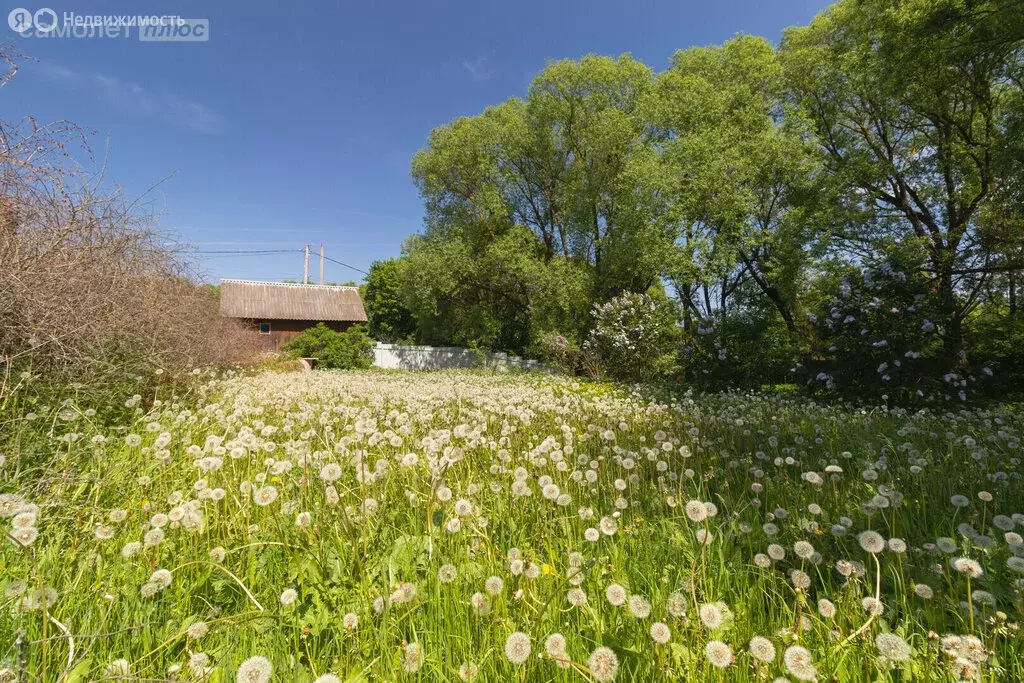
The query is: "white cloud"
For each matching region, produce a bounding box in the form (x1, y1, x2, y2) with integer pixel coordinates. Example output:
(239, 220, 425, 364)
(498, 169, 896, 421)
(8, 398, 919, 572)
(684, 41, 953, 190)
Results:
(461, 55, 496, 82)
(32, 61, 223, 133)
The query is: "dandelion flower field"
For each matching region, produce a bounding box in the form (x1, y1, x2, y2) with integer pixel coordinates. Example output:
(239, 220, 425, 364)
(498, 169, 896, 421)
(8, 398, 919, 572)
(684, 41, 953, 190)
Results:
(3, 371, 1024, 682)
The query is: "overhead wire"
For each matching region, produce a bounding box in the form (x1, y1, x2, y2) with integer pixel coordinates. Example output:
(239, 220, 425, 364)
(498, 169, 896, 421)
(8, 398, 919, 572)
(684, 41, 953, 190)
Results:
(182, 249, 303, 255)
(322, 254, 368, 276)
(167, 247, 369, 275)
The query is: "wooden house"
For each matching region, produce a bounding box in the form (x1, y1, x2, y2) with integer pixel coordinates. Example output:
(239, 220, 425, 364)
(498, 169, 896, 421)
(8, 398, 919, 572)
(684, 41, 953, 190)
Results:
(219, 279, 367, 351)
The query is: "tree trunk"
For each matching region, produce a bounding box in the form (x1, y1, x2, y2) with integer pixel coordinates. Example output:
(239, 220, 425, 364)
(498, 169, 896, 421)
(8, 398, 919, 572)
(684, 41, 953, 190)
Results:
(768, 286, 797, 332)
(680, 282, 693, 383)
(935, 263, 964, 368)
(738, 249, 796, 332)
(1010, 271, 1017, 318)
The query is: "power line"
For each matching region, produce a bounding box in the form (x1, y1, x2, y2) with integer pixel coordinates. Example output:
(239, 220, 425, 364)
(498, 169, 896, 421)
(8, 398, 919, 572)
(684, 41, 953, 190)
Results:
(167, 246, 369, 276)
(185, 249, 303, 255)
(323, 254, 368, 276)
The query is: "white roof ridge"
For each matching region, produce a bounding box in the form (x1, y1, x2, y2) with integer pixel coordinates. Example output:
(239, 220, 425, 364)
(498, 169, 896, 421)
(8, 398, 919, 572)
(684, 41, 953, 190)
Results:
(219, 278, 360, 291)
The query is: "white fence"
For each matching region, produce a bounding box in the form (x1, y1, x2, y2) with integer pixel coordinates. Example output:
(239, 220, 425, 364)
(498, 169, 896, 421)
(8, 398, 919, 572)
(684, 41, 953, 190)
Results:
(373, 343, 551, 373)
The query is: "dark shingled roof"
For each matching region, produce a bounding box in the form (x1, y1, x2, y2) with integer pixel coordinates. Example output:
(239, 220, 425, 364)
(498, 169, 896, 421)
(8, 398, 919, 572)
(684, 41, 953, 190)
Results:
(219, 279, 367, 322)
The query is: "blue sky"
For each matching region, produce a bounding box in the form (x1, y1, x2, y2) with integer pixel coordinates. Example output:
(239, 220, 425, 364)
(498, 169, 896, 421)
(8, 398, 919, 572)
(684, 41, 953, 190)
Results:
(3, 0, 831, 284)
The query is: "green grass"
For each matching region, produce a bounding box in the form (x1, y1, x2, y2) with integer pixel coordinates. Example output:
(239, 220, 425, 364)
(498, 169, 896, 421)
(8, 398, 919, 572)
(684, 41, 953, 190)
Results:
(2, 370, 1022, 682)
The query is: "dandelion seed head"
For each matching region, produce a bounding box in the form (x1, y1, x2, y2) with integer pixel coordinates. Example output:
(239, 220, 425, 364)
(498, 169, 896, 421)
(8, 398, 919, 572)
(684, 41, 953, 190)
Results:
(236, 656, 272, 683)
(402, 643, 422, 673)
(783, 646, 817, 681)
(10, 526, 38, 547)
(685, 500, 708, 522)
(439, 563, 458, 583)
(458, 662, 479, 681)
(951, 557, 984, 578)
(862, 597, 884, 616)
(614, 586, 645, 617)
(149, 569, 172, 589)
(504, 631, 531, 664)
(187, 621, 209, 639)
(485, 575, 504, 595)
(858, 530, 886, 553)
(749, 636, 776, 663)
(699, 603, 723, 629)
(793, 540, 815, 560)
(875, 633, 912, 665)
(666, 592, 688, 617)
(587, 646, 619, 682)
(705, 640, 733, 668)
(567, 588, 588, 607)
(544, 632, 567, 657)
(605, 583, 627, 607)
(649, 621, 670, 644)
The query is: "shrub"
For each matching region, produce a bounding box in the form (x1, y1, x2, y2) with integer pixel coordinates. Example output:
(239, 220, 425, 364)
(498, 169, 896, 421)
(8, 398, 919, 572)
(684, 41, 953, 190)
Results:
(584, 292, 681, 382)
(0, 111, 260, 412)
(685, 310, 802, 390)
(536, 332, 598, 377)
(965, 303, 1024, 400)
(283, 323, 375, 370)
(802, 250, 995, 403)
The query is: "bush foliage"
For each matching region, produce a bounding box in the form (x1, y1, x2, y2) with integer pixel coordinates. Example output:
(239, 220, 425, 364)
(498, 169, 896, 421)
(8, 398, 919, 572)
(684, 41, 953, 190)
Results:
(584, 292, 681, 383)
(0, 72, 261, 416)
(282, 324, 375, 370)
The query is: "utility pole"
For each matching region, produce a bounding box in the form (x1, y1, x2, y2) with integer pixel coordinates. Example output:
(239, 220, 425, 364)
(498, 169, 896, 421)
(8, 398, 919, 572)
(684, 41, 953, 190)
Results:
(319, 244, 324, 285)
(303, 244, 309, 284)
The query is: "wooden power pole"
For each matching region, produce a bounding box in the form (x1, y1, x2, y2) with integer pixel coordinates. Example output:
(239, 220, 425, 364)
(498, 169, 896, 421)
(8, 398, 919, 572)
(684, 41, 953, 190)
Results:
(319, 244, 324, 285)
(303, 244, 309, 284)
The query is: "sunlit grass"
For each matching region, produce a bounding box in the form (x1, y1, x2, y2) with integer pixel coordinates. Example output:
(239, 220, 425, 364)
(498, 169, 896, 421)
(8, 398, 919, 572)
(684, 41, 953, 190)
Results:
(2, 370, 1022, 681)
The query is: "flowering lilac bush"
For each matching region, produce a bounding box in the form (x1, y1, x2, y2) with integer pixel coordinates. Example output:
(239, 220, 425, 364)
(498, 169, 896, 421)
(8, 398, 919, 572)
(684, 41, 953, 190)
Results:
(584, 293, 681, 382)
(805, 253, 992, 403)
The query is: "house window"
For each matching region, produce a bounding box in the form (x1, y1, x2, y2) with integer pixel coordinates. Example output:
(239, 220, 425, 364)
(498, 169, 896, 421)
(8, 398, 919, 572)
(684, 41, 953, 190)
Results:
(258, 322, 271, 334)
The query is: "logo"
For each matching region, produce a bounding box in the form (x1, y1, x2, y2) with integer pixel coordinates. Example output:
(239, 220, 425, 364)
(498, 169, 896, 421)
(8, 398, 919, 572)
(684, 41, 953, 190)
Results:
(8, 7, 32, 32)
(34, 7, 57, 32)
(7, 10, 205, 40)
(138, 18, 208, 42)
(8, 6, 57, 33)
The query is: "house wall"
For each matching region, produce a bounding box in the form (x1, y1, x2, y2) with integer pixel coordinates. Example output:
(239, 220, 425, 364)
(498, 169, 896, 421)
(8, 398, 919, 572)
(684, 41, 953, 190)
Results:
(248, 319, 355, 352)
(372, 343, 552, 373)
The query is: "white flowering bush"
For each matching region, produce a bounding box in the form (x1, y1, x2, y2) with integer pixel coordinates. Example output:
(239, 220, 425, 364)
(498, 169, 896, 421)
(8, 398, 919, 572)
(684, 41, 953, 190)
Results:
(585, 292, 681, 382)
(1, 371, 1023, 680)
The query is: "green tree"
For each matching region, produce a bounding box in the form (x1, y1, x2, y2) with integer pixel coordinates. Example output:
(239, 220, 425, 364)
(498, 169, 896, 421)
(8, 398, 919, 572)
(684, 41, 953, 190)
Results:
(528, 54, 673, 296)
(407, 54, 669, 352)
(399, 226, 591, 353)
(647, 35, 821, 335)
(363, 258, 415, 342)
(782, 0, 1024, 367)
(398, 5, 1024, 394)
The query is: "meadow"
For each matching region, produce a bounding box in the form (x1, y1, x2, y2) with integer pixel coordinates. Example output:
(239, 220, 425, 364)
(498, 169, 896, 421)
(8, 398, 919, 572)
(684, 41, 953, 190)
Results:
(2, 370, 1023, 682)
